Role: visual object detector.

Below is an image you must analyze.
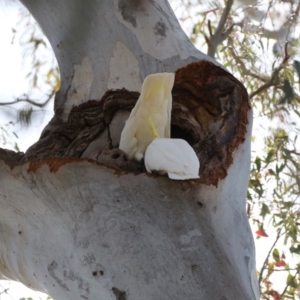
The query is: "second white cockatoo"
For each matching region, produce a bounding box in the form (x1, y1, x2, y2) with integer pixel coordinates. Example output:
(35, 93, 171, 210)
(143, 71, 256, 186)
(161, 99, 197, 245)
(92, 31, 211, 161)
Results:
(119, 72, 200, 180)
(144, 138, 200, 180)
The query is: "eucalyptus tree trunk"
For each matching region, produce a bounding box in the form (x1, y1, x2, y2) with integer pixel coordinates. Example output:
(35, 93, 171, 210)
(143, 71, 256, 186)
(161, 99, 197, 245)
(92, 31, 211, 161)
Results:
(0, 0, 259, 299)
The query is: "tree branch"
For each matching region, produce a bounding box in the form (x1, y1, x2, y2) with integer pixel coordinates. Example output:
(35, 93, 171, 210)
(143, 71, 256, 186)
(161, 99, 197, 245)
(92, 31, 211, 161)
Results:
(250, 42, 290, 99)
(266, 267, 299, 272)
(279, 269, 300, 299)
(207, 0, 234, 58)
(0, 288, 9, 295)
(227, 37, 269, 82)
(258, 228, 283, 288)
(0, 90, 55, 108)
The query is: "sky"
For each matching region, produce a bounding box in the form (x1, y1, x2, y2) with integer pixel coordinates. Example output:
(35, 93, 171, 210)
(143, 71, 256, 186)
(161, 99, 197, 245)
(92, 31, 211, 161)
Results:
(0, 0, 54, 154)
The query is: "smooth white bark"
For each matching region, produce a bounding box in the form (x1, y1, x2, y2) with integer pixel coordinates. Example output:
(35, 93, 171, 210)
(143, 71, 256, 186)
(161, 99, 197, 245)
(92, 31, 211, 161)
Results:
(0, 112, 258, 299)
(20, 0, 215, 121)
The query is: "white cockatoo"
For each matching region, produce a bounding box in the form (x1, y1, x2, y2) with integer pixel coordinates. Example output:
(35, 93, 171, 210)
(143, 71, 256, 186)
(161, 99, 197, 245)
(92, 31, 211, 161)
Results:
(145, 138, 200, 180)
(119, 72, 174, 161)
(119, 72, 200, 180)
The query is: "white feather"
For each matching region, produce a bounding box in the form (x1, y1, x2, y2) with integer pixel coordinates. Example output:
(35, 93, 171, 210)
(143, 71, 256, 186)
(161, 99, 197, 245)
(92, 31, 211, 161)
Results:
(145, 138, 200, 180)
(119, 72, 200, 180)
(119, 73, 174, 161)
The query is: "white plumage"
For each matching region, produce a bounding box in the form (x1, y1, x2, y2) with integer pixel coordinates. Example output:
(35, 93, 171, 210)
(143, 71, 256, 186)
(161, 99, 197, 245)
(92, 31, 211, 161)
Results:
(145, 138, 200, 180)
(119, 72, 175, 161)
(119, 72, 200, 180)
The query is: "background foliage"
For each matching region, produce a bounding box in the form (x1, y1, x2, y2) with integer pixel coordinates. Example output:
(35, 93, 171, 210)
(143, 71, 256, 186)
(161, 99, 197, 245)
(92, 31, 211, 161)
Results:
(1, 0, 300, 299)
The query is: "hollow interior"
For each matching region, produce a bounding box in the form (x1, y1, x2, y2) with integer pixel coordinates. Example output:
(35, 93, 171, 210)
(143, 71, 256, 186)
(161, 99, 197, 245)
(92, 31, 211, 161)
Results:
(171, 125, 194, 146)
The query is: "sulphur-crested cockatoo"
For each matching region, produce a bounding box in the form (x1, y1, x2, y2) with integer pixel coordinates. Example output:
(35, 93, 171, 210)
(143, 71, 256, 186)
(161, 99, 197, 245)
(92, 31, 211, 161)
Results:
(119, 72, 174, 161)
(119, 72, 200, 180)
(145, 138, 200, 180)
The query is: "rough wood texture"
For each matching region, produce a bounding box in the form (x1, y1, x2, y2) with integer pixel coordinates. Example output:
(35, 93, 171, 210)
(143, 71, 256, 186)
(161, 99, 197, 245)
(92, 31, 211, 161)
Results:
(0, 149, 24, 169)
(173, 61, 249, 185)
(18, 61, 249, 186)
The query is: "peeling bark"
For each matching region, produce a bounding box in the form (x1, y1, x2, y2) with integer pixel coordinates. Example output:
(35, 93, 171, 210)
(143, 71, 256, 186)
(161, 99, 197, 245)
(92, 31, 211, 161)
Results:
(173, 61, 250, 185)
(20, 61, 249, 186)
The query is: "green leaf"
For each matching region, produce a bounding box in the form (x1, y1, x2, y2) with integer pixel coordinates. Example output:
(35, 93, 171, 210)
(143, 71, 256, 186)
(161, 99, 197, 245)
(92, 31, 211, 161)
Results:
(266, 262, 274, 277)
(283, 201, 294, 209)
(287, 274, 298, 288)
(255, 157, 261, 171)
(258, 39, 264, 51)
(277, 163, 285, 174)
(290, 244, 300, 254)
(265, 149, 275, 165)
(288, 224, 298, 242)
(272, 248, 280, 262)
(279, 79, 294, 104)
(260, 203, 270, 218)
(18, 107, 33, 126)
(293, 60, 300, 79)
(287, 287, 295, 295)
(268, 169, 275, 176)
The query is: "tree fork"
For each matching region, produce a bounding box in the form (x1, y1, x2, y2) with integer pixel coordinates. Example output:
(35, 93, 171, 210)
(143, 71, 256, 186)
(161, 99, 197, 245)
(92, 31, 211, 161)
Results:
(0, 0, 259, 299)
